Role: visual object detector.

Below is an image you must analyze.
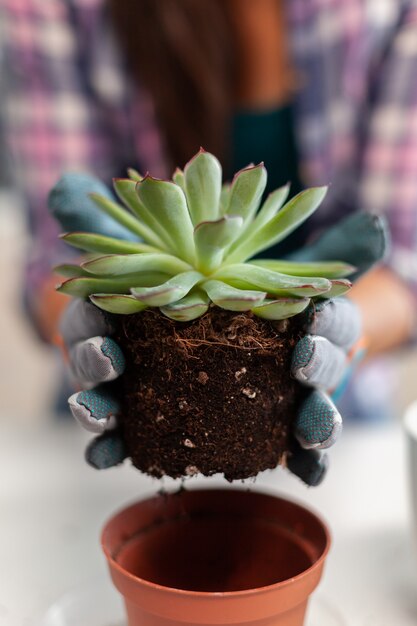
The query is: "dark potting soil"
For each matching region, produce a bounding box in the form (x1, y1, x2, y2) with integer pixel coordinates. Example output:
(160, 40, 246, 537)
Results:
(114, 308, 305, 481)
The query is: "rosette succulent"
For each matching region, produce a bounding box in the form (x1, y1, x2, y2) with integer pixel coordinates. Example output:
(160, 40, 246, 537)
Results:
(56, 149, 353, 318)
(54, 149, 355, 481)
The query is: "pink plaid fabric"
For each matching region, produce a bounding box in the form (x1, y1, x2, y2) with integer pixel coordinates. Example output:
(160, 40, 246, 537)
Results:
(2, 0, 417, 310)
(288, 0, 417, 288)
(1, 0, 168, 304)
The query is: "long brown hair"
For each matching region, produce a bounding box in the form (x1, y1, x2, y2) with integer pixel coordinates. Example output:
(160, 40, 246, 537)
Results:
(108, 0, 236, 169)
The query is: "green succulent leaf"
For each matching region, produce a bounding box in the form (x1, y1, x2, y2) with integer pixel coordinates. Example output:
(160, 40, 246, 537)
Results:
(160, 290, 210, 321)
(228, 183, 291, 252)
(127, 168, 142, 182)
(131, 271, 203, 306)
(89, 192, 163, 248)
(54, 264, 91, 278)
(249, 259, 355, 278)
(224, 163, 267, 225)
(173, 168, 185, 190)
(227, 186, 328, 262)
(252, 297, 310, 320)
(60, 232, 157, 255)
(254, 183, 291, 227)
(319, 279, 352, 298)
(213, 264, 332, 297)
(137, 176, 196, 263)
(219, 183, 231, 214)
(89, 294, 147, 314)
(113, 179, 173, 250)
(82, 253, 191, 276)
(202, 279, 266, 311)
(57, 272, 170, 298)
(184, 149, 222, 224)
(113, 178, 143, 215)
(194, 215, 243, 273)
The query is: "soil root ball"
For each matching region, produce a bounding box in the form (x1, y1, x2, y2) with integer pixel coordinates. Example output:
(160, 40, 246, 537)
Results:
(115, 308, 305, 480)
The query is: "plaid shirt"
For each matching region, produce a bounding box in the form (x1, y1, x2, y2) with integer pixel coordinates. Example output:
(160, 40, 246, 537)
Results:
(2, 0, 417, 311)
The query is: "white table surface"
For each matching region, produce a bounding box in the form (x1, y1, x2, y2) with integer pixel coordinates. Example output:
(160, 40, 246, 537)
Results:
(1, 418, 417, 626)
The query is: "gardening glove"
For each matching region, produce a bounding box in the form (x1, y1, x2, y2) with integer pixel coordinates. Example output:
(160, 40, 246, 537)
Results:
(49, 172, 137, 240)
(59, 297, 128, 468)
(286, 212, 388, 486)
(50, 173, 131, 469)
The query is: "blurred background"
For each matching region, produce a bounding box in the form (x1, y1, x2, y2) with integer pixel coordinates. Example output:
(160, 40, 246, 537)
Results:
(0, 118, 58, 423)
(2, 2, 417, 626)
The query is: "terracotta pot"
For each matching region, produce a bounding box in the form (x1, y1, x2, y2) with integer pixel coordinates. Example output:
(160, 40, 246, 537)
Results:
(101, 488, 330, 626)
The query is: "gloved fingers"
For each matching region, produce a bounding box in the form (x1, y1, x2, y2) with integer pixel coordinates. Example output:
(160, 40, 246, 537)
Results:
(68, 387, 119, 434)
(48, 172, 136, 240)
(286, 212, 388, 280)
(294, 390, 342, 450)
(69, 336, 125, 385)
(286, 443, 329, 486)
(306, 298, 362, 351)
(292, 335, 346, 390)
(60, 299, 115, 348)
(85, 431, 128, 469)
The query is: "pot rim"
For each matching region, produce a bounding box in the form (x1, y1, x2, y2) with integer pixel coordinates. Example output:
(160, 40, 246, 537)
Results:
(101, 487, 331, 598)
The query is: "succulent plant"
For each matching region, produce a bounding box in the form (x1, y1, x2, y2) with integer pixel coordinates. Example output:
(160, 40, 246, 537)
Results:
(56, 149, 354, 319)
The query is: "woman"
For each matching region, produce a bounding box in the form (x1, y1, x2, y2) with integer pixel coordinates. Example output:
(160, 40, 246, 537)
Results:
(2, 0, 416, 481)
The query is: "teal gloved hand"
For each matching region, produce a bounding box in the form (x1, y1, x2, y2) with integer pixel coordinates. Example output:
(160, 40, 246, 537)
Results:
(286, 211, 389, 483)
(49, 172, 137, 241)
(287, 212, 389, 281)
(52, 174, 388, 485)
(59, 298, 128, 469)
